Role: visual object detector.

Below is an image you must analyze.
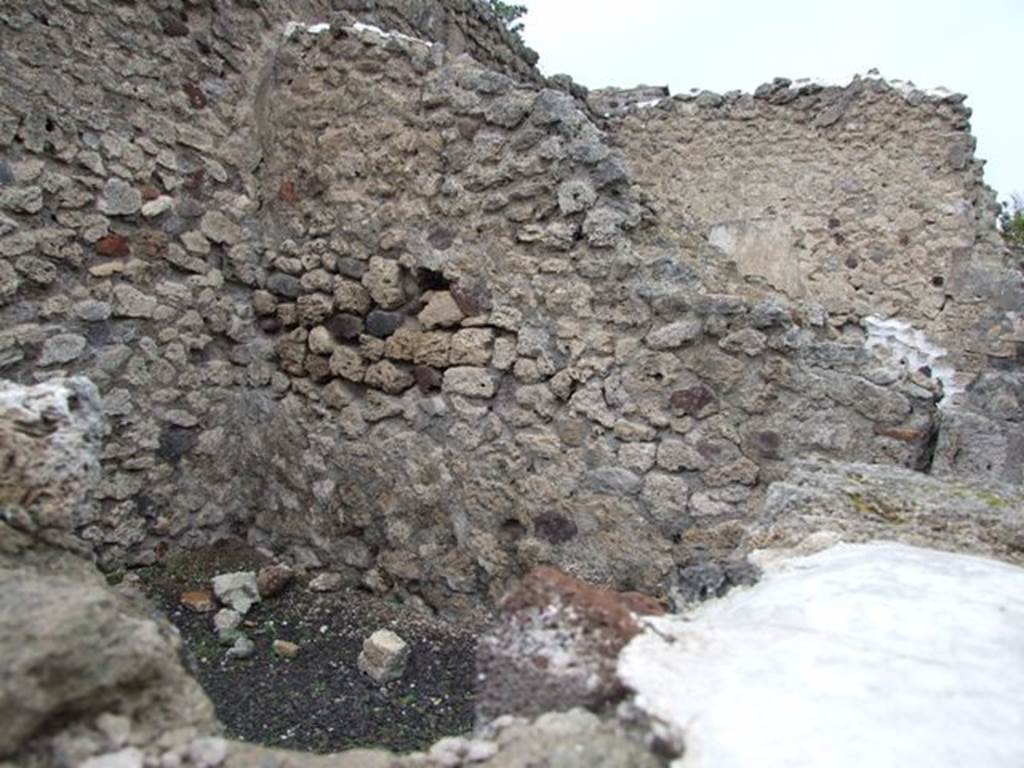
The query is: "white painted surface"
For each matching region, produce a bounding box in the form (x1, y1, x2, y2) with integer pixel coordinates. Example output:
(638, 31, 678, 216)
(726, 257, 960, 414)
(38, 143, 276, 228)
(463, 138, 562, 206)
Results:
(284, 21, 331, 38)
(619, 542, 1024, 768)
(352, 21, 434, 47)
(864, 315, 961, 404)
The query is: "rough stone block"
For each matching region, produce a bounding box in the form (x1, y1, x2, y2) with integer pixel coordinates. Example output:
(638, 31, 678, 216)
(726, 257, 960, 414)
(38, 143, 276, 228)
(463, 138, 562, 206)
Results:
(211, 572, 260, 616)
(443, 366, 495, 398)
(358, 629, 409, 684)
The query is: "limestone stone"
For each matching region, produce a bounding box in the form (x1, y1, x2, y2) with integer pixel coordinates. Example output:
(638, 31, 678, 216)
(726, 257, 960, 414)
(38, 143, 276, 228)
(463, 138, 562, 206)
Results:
(450, 328, 494, 365)
(364, 360, 415, 394)
(656, 438, 708, 472)
(213, 609, 242, 642)
(646, 319, 703, 350)
(74, 300, 112, 322)
(0, 260, 18, 304)
(296, 293, 334, 327)
(112, 284, 156, 319)
(227, 635, 255, 660)
(81, 748, 144, 768)
(334, 278, 372, 315)
(413, 331, 452, 368)
(309, 572, 344, 592)
(141, 196, 174, 218)
(418, 291, 465, 329)
(443, 366, 496, 398)
(38, 333, 87, 366)
(200, 211, 243, 245)
(329, 347, 366, 382)
(308, 326, 338, 355)
(98, 179, 141, 217)
(358, 629, 409, 684)
(362, 257, 404, 309)
(641, 473, 689, 525)
(211, 572, 260, 615)
(0, 186, 43, 214)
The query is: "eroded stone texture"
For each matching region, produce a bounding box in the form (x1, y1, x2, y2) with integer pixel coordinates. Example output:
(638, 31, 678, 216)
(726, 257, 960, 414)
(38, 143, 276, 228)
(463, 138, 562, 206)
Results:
(0, 377, 105, 554)
(0, 378, 218, 765)
(613, 78, 1023, 370)
(0, 0, 1017, 615)
(750, 458, 1024, 565)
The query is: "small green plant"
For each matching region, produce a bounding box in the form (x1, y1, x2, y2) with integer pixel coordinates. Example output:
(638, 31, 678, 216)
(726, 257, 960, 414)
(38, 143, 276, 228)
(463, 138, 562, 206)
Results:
(485, 0, 527, 38)
(999, 193, 1024, 249)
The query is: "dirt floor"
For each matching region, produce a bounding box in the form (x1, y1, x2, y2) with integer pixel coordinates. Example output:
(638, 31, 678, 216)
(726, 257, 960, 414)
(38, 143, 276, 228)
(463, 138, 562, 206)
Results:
(135, 543, 487, 754)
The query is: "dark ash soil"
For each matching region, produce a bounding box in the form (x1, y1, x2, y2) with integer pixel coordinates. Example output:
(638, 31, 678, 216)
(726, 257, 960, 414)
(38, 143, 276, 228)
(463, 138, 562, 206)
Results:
(136, 543, 487, 754)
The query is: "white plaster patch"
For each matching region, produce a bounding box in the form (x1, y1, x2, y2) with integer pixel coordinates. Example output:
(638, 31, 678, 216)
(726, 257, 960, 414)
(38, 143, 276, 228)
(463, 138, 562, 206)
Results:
(619, 542, 1024, 768)
(284, 21, 331, 38)
(351, 21, 434, 47)
(788, 69, 958, 103)
(864, 315, 961, 405)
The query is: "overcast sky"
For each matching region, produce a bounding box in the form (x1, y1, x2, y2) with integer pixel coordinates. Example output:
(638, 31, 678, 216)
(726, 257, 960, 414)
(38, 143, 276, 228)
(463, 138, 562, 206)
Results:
(518, 0, 1020, 204)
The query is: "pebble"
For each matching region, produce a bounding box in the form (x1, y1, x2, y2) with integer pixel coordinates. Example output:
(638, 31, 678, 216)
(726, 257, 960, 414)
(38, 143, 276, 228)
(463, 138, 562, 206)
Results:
(273, 639, 300, 658)
(308, 572, 344, 593)
(179, 590, 217, 613)
(226, 635, 255, 660)
(213, 608, 242, 643)
(212, 571, 260, 615)
(257, 563, 295, 598)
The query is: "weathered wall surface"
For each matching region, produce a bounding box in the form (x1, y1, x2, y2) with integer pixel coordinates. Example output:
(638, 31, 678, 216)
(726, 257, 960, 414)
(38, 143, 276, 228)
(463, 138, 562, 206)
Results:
(610, 79, 1024, 375)
(0, 1, 1017, 608)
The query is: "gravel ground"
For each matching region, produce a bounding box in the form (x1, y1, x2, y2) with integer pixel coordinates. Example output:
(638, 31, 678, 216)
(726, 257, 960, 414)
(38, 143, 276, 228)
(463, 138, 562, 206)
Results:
(136, 543, 487, 754)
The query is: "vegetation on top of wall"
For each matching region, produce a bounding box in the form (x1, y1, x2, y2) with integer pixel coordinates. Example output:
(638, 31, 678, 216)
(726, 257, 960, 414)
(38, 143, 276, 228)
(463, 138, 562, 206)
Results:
(485, 0, 528, 37)
(1000, 193, 1024, 250)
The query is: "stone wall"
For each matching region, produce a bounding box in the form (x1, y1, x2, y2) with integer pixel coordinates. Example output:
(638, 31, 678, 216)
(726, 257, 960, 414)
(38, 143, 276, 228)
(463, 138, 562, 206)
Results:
(609, 78, 1024, 376)
(0, 0, 1016, 609)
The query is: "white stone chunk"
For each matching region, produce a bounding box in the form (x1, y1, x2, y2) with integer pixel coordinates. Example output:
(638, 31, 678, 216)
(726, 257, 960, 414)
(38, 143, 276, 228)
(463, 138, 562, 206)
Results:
(358, 629, 409, 684)
(211, 571, 260, 616)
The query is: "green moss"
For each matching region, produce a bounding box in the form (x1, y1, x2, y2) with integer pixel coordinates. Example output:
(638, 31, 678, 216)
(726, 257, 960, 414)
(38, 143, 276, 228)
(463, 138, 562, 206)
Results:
(976, 491, 1010, 509)
(846, 491, 907, 523)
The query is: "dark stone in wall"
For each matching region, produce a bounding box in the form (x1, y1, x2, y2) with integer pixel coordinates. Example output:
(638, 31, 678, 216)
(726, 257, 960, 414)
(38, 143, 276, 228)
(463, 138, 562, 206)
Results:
(327, 313, 364, 341)
(158, 425, 198, 465)
(267, 273, 302, 299)
(366, 310, 404, 338)
(534, 512, 578, 545)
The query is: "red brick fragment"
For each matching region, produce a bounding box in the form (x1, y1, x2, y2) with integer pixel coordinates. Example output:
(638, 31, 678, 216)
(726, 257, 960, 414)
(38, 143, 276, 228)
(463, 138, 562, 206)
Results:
(96, 233, 130, 258)
(278, 180, 299, 204)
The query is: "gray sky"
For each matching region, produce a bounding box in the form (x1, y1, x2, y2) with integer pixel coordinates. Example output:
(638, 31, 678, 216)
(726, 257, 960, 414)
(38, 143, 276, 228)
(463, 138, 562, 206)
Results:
(519, 0, 1020, 204)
